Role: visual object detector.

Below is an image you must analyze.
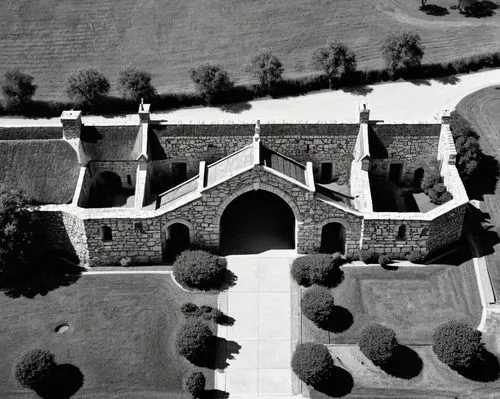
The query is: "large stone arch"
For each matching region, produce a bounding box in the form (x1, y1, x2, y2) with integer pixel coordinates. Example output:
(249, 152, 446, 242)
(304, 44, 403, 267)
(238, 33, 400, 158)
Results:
(215, 182, 304, 253)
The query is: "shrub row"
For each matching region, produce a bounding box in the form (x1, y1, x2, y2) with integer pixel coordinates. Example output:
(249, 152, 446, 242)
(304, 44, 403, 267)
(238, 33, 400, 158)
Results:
(1, 52, 499, 118)
(359, 251, 425, 264)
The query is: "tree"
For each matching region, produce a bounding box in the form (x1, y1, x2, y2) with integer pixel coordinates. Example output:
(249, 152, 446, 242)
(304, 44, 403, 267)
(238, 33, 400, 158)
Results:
(1, 69, 36, 112)
(358, 324, 398, 366)
(175, 319, 214, 363)
(65, 68, 110, 105)
(433, 320, 483, 369)
(291, 343, 335, 388)
(248, 51, 284, 94)
(381, 32, 425, 73)
(312, 40, 356, 88)
(183, 371, 206, 398)
(15, 349, 56, 389)
(189, 64, 234, 104)
(118, 68, 156, 102)
(301, 286, 336, 328)
(0, 186, 32, 279)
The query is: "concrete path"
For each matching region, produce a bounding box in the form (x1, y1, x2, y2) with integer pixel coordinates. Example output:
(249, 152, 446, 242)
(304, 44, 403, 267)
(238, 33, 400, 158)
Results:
(216, 250, 296, 397)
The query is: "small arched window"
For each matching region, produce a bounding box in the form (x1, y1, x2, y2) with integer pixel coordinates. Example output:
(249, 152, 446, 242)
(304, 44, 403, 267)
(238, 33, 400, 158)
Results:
(101, 225, 112, 242)
(420, 227, 429, 237)
(396, 224, 407, 240)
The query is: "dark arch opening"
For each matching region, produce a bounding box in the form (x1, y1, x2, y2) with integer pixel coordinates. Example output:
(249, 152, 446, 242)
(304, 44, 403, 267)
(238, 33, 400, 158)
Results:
(220, 190, 295, 255)
(320, 223, 346, 254)
(413, 168, 425, 188)
(88, 171, 124, 208)
(397, 224, 407, 240)
(163, 223, 190, 262)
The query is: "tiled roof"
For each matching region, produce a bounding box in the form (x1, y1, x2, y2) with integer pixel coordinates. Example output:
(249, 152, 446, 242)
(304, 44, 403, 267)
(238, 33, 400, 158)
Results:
(81, 125, 141, 161)
(261, 146, 306, 184)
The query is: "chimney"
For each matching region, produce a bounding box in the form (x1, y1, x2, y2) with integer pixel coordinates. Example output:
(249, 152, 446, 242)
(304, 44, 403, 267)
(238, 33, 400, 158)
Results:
(253, 120, 261, 142)
(60, 110, 82, 140)
(441, 109, 451, 125)
(359, 103, 370, 124)
(138, 99, 151, 123)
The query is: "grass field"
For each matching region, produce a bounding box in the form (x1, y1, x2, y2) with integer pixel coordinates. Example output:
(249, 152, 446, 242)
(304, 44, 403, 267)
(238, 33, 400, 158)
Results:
(456, 85, 500, 298)
(0, 0, 499, 100)
(0, 274, 218, 398)
(302, 263, 482, 346)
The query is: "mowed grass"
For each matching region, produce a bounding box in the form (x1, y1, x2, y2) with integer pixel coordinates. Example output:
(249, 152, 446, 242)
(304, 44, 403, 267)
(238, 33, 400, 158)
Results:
(0, 0, 499, 100)
(0, 274, 217, 398)
(302, 263, 482, 345)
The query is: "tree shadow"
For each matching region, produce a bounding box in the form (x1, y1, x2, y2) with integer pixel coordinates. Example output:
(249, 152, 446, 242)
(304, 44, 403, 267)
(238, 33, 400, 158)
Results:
(433, 75, 460, 85)
(218, 101, 252, 114)
(34, 364, 84, 399)
(380, 345, 423, 379)
(466, 205, 500, 258)
(454, 349, 500, 382)
(461, 1, 496, 17)
(214, 269, 238, 291)
(1, 255, 84, 299)
(191, 336, 241, 370)
(408, 78, 432, 86)
(216, 313, 236, 326)
(321, 268, 345, 288)
(466, 154, 500, 200)
(340, 85, 373, 96)
(318, 306, 353, 333)
(381, 262, 399, 271)
(310, 366, 354, 398)
(202, 389, 230, 399)
(420, 4, 449, 15)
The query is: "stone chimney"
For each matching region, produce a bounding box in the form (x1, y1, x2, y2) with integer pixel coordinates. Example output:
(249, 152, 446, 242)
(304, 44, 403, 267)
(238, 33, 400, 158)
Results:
(253, 120, 261, 142)
(441, 109, 451, 125)
(138, 99, 151, 123)
(61, 110, 82, 140)
(359, 103, 370, 124)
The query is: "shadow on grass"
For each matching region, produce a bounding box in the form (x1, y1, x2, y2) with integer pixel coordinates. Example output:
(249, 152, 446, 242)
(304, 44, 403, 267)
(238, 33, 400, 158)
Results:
(381, 262, 399, 271)
(215, 269, 238, 291)
(461, 1, 497, 17)
(454, 349, 500, 382)
(0, 256, 84, 299)
(310, 366, 354, 398)
(420, 4, 449, 15)
(466, 154, 500, 200)
(216, 313, 236, 326)
(191, 337, 241, 370)
(381, 345, 423, 379)
(202, 389, 230, 399)
(34, 364, 84, 399)
(318, 306, 353, 333)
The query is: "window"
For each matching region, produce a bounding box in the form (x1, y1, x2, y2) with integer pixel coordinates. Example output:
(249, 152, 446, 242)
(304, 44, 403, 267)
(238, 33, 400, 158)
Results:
(101, 226, 112, 242)
(396, 224, 407, 240)
(420, 227, 429, 237)
(134, 222, 144, 233)
(127, 174, 132, 185)
(320, 163, 333, 182)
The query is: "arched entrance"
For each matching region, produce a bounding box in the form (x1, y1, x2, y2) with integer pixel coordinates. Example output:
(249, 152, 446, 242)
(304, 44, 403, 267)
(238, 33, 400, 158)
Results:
(320, 222, 346, 254)
(220, 190, 295, 255)
(162, 222, 190, 262)
(88, 171, 123, 208)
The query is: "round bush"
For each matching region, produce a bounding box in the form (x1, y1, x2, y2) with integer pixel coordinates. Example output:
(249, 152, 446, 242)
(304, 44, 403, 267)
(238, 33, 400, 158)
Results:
(183, 371, 206, 398)
(358, 324, 398, 366)
(173, 250, 227, 290)
(15, 349, 56, 389)
(292, 254, 344, 287)
(175, 319, 214, 363)
(432, 320, 483, 369)
(301, 286, 335, 327)
(378, 255, 390, 267)
(291, 343, 335, 387)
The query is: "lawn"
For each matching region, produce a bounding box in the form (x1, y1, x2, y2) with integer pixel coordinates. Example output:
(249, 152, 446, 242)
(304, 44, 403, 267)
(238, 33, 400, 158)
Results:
(0, 274, 218, 398)
(302, 263, 482, 345)
(456, 85, 500, 298)
(0, 0, 499, 100)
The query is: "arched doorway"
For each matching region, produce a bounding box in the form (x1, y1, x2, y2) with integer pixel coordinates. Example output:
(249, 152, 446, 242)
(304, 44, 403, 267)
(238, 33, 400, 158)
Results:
(220, 190, 295, 255)
(413, 168, 424, 188)
(320, 222, 346, 254)
(162, 223, 190, 262)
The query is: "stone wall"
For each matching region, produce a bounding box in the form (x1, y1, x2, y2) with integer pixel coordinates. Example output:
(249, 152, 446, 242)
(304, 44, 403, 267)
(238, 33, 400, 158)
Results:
(84, 217, 162, 265)
(427, 204, 466, 254)
(89, 161, 138, 190)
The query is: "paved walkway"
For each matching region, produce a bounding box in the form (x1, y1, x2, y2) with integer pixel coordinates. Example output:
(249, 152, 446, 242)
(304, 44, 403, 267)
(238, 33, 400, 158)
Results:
(0, 69, 499, 126)
(216, 250, 297, 397)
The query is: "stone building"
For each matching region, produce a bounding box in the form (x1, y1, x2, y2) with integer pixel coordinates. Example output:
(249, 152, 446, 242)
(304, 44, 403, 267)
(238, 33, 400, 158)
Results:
(0, 103, 468, 266)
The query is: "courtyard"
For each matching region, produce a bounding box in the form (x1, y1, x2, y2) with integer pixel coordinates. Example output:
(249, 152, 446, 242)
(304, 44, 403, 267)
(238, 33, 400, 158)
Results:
(0, 274, 217, 398)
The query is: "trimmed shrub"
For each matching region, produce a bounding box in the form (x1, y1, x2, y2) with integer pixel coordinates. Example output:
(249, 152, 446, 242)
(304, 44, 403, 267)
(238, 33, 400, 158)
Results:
(183, 371, 206, 398)
(175, 319, 213, 363)
(173, 250, 227, 290)
(360, 251, 378, 264)
(301, 286, 335, 327)
(359, 324, 398, 366)
(15, 349, 56, 389)
(378, 255, 390, 267)
(432, 320, 483, 369)
(291, 343, 335, 387)
(408, 252, 424, 264)
(291, 254, 344, 287)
